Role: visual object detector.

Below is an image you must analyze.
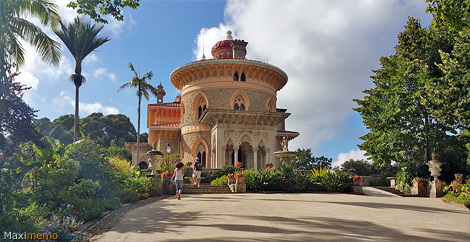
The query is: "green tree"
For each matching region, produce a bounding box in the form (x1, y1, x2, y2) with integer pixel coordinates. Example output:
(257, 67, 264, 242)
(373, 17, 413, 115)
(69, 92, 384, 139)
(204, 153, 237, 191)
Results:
(54, 17, 110, 142)
(0, 0, 61, 95)
(118, 63, 157, 166)
(424, 0, 470, 164)
(0, 73, 38, 142)
(67, 0, 140, 24)
(291, 148, 332, 170)
(354, 18, 455, 167)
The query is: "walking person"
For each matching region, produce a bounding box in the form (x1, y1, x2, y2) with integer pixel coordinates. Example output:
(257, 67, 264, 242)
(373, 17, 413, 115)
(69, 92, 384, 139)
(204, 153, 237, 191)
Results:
(193, 157, 203, 187)
(174, 162, 184, 200)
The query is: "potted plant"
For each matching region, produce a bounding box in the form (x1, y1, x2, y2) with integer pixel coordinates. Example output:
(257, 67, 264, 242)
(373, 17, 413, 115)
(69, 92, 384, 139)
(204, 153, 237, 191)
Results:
(226, 174, 236, 185)
(412, 177, 426, 197)
(235, 173, 245, 184)
(352, 175, 363, 194)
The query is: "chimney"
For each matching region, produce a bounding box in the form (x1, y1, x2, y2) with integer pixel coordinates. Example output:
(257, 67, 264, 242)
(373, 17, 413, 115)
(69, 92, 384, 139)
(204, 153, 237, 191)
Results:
(232, 39, 248, 59)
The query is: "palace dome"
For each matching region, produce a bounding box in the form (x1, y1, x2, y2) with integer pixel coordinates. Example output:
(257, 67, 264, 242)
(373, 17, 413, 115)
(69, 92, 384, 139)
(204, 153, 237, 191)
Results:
(211, 31, 234, 59)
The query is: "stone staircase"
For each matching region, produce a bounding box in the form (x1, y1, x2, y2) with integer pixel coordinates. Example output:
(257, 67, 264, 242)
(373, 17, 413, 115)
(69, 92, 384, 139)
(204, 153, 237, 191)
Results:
(373, 186, 419, 197)
(182, 184, 232, 194)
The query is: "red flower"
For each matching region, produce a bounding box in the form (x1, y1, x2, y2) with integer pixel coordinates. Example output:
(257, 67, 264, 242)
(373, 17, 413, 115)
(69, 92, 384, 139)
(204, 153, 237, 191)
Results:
(226, 174, 235, 179)
(412, 177, 424, 184)
(264, 163, 274, 169)
(352, 175, 361, 182)
(161, 170, 173, 178)
(235, 162, 244, 168)
(235, 173, 245, 179)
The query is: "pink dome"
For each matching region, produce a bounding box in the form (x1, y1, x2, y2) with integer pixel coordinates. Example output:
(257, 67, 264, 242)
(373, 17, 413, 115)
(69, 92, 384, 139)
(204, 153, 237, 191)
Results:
(211, 40, 233, 59)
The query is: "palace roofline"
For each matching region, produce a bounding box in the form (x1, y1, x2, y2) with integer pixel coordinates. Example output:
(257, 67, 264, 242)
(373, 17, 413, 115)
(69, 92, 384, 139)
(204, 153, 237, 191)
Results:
(169, 58, 288, 81)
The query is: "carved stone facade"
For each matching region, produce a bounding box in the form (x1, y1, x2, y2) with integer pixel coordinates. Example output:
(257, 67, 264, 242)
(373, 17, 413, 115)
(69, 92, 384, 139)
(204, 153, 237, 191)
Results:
(141, 31, 299, 170)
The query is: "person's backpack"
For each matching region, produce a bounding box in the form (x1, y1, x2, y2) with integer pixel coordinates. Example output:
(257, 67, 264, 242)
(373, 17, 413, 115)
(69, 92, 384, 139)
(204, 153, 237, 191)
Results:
(195, 161, 202, 171)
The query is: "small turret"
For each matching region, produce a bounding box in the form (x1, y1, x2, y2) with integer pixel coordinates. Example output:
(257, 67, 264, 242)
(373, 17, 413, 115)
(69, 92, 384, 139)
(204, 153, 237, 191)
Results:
(156, 83, 166, 103)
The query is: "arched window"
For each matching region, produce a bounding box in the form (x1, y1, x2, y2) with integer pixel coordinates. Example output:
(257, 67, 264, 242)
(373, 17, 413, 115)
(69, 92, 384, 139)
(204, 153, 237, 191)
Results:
(241, 72, 246, 82)
(233, 95, 246, 111)
(197, 143, 206, 167)
(233, 72, 239, 81)
(196, 96, 207, 119)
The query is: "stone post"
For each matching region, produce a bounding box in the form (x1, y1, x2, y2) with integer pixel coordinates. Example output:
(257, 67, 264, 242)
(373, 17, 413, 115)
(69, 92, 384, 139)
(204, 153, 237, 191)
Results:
(253, 147, 258, 171)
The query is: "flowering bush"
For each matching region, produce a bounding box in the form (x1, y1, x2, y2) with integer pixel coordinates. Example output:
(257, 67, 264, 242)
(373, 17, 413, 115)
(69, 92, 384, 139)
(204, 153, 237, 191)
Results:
(443, 174, 470, 205)
(38, 213, 84, 237)
(138, 193, 150, 199)
(352, 175, 361, 182)
(235, 173, 245, 179)
(264, 163, 274, 169)
(226, 174, 235, 179)
(235, 162, 244, 168)
(412, 177, 424, 184)
(161, 170, 173, 178)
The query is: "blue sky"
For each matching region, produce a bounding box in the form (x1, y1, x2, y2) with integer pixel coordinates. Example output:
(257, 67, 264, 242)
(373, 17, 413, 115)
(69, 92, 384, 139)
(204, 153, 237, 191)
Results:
(17, 0, 432, 166)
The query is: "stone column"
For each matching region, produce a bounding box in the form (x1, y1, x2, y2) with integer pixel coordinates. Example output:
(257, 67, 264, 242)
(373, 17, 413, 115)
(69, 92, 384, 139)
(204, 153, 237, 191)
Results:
(253, 147, 258, 171)
(220, 148, 225, 168)
(234, 145, 239, 164)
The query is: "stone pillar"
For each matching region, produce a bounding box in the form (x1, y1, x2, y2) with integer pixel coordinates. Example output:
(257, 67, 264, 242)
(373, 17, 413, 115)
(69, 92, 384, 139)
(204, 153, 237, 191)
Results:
(220, 148, 225, 168)
(253, 148, 258, 171)
(234, 145, 239, 164)
(215, 125, 225, 169)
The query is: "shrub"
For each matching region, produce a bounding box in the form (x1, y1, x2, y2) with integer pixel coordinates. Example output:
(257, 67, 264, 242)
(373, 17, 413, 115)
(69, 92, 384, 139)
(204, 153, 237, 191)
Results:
(321, 172, 353, 192)
(211, 176, 228, 185)
(443, 174, 470, 205)
(243, 168, 282, 192)
(125, 177, 161, 196)
(211, 166, 240, 179)
(395, 167, 412, 194)
(116, 188, 139, 204)
(310, 166, 329, 182)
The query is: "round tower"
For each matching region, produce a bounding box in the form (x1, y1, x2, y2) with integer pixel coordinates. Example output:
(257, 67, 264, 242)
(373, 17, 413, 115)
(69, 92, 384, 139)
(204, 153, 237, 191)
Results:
(169, 31, 290, 169)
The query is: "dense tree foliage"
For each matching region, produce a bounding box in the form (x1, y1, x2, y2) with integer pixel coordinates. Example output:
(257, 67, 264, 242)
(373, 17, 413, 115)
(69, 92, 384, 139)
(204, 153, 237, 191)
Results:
(54, 16, 110, 141)
(34, 112, 136, 147)
(424, 0, 470, 164)
(0, 74, 38, 143)
(355, 18, 462, 166)
(291, 148, 332, 170)
(0, 0, 61, 95)
(67, 0, 140, 24)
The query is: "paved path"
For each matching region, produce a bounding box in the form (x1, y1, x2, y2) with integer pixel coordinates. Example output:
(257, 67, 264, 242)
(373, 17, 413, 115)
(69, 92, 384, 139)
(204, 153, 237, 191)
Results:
(96, 189, 469, 242)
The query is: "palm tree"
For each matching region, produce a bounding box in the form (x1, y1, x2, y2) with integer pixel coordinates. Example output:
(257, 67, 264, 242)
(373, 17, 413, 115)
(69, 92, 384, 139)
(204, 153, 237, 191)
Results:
(0, 0, 61, 95)
(119, 63, 158, 166)
(54, 17, 110, 141)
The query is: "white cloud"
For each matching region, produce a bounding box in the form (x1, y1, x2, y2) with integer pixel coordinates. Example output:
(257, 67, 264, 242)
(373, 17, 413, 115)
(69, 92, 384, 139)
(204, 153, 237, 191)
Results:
(84, 53, 99, 65)
(334, 149, 370, 167)
(194, 0, 431, 153)
(104, 13, 137, 37)
(93, 68, 117, 82)
(52, 91, 119, 116)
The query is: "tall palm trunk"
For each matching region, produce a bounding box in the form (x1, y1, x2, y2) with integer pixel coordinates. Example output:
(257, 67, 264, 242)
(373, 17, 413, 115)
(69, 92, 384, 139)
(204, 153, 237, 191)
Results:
(136, 92, 142, 166)
(74, 83, 79, 141)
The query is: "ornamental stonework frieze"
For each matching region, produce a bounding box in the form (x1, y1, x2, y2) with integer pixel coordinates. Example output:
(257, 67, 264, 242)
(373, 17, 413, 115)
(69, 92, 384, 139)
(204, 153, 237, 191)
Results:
(181, 123, 211, 135)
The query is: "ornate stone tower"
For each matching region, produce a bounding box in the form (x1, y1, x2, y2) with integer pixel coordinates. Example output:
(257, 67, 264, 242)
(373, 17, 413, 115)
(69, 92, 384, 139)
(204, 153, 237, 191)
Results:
(167, 31, 298, 169)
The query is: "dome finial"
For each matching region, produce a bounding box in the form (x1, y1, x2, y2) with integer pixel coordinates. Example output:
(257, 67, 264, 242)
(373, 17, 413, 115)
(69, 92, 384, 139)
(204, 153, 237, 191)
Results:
(226, 30, 233, 40)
